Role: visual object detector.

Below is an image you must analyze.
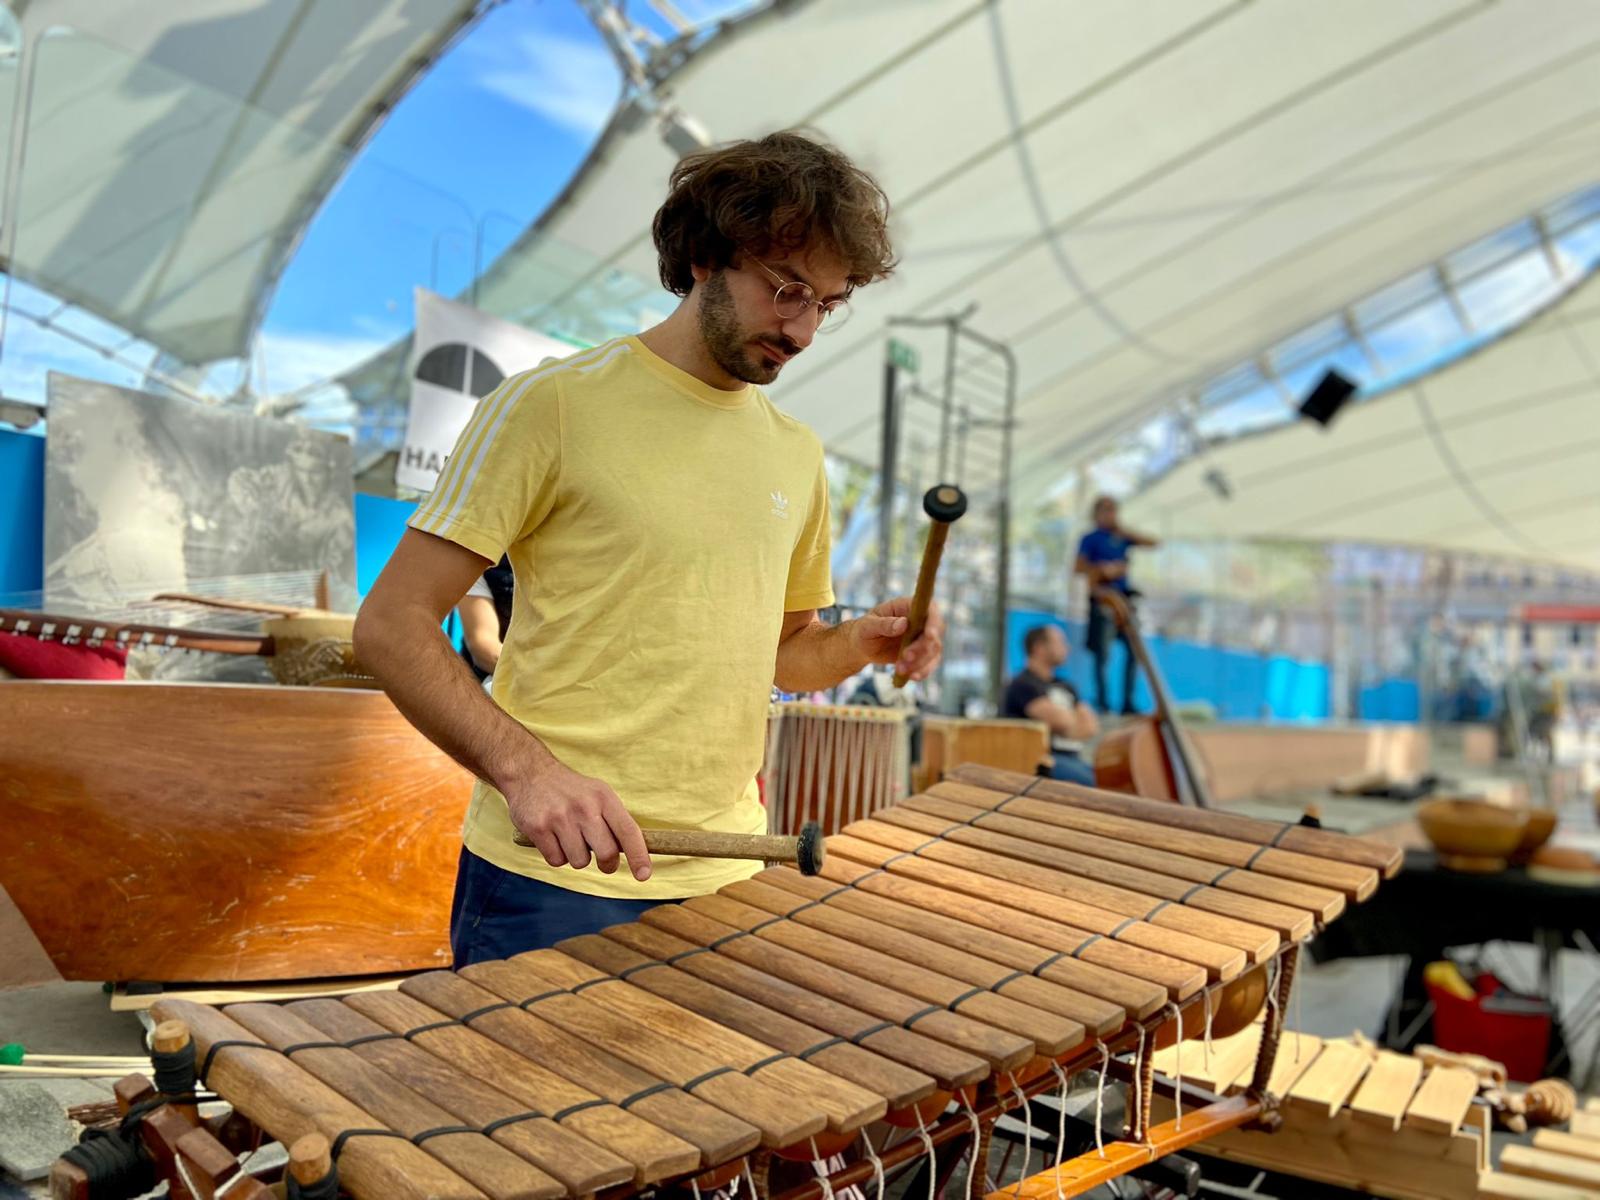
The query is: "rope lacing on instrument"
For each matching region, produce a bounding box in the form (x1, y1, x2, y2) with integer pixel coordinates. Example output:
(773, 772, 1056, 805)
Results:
(862, 1129, 887, 1200)
(1048, 1060, 1071, 1200)
(807, 1138, 836, 1200)
(1132, 1023, 1149, 1144)
(1092, 1040, 1109, 1159)
(1166, 1001, 1184, 1130)
(1202, 985, 1215, 1067)
(911, 1108, 937, 1200)
(1264, 957, 1282, 1059)
(958, 1092, 996, 1193)
(1007, 1081, 1033, 1195)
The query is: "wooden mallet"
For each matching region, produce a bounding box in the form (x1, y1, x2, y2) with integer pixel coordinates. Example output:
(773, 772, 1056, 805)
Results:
(892, 483, 968, 687)
(513, 821, 827, 876)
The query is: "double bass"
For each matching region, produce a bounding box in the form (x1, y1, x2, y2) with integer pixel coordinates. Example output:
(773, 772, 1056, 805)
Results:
(1090, 587, 1214, 807)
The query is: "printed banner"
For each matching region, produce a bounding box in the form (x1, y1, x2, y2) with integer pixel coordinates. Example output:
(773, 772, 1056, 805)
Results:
(397, 288, 575, 492)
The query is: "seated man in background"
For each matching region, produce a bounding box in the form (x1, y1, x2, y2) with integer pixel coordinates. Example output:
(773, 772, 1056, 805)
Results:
(1003, 624, 1099, 785)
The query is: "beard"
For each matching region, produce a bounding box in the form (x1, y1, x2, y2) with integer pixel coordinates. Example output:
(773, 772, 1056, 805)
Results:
(697, 271, 798, 385)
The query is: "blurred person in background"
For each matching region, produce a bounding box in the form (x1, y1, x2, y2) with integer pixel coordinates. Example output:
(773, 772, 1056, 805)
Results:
(1004, 624, 1098, 785)
(1075, 494, 1158, 714)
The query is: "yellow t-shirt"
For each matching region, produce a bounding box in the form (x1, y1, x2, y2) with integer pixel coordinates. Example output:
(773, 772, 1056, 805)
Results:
(408, 336, 834, 898)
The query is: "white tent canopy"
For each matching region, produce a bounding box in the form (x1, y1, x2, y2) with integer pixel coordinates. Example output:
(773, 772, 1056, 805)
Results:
(1128, 271, 1600, 572)
(5, 0, 477, 367)
(477, 0, 1600, 516)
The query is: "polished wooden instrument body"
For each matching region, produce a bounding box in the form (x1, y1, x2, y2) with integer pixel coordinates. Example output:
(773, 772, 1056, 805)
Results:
(1089, 588, 1214, 806)
(80, 761, 1401, 1200)
(0, 680, 472, 981)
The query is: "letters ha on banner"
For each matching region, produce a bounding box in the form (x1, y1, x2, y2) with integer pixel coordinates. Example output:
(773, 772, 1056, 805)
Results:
(397, 287, 577, 493)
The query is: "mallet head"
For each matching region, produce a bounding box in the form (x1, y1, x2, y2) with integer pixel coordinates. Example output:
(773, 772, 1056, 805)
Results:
(923, 483, 968, 524)
(795, 821, 826, 876)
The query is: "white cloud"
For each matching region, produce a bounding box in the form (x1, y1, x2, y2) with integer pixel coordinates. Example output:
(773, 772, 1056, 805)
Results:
(255, 329, 393, 394)
(0, 307, 148, 403)
(469, 30, 622, 137)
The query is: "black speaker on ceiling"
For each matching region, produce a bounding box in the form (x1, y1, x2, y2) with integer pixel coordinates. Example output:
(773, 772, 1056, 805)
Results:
(1298, 368, 1357, 428)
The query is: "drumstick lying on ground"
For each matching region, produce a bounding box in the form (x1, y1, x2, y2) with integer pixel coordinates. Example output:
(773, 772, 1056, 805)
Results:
(512, 821, 826, 876)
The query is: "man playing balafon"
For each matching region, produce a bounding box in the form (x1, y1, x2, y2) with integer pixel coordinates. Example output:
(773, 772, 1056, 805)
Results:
(356, 131, 943, 964)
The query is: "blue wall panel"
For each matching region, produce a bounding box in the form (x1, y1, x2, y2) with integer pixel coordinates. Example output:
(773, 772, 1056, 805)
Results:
(353, 492, 416, 597)
(0, 429, 44, 605)
(1357, 678, 1421, 721)
(1006, 607, 1334, 722)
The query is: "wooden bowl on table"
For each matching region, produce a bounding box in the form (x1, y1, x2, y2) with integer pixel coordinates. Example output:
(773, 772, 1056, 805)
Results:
(1420, 800, 1529, 876)
(1417, 798, 1529, 873)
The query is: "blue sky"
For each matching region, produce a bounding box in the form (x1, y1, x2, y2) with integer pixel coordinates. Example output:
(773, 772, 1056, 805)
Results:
(256, 0, 627, 393)
(0, 1, 613, 407)
(256, 0, 756, 398)
(0, 1, 757, 408)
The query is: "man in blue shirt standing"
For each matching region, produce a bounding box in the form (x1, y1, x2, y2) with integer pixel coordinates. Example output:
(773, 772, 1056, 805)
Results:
(1075, 495, 1159, 714)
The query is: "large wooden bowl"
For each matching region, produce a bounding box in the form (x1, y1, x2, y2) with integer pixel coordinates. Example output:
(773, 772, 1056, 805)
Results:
(1418, 797, 1529, 873)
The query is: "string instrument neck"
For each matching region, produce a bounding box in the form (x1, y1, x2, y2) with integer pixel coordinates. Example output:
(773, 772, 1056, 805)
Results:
(1092, 588, 1212, 809)
(0, 607, 272, 657)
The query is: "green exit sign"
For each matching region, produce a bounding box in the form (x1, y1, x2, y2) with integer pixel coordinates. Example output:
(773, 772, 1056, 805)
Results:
(888, 338, 919, 374)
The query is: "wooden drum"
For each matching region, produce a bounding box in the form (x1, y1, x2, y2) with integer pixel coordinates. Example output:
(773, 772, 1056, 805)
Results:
(763, 702, 910, 837)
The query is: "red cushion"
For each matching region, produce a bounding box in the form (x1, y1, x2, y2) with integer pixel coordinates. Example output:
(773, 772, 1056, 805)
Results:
(0, 632, 127, 679)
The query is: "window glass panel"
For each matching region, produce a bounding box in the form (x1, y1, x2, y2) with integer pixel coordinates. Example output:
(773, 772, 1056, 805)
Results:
(1192, 383, 1290, 442)
(1456, 249, 1562, 332)
(1555, 219, 1600, 275)
(1446, 219, 1538, 284)
(1275, 343, 1372, 406)
(1363, 296, 1465, 379)
(1198, 360, 1268, 409)
(1268, 314, 1348, 376)
(1353, 268, 1440, 329)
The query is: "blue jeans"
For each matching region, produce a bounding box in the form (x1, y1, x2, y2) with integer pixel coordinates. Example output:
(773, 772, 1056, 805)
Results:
(449, 847, 668, 967)
(1046, 752, 1096, 787)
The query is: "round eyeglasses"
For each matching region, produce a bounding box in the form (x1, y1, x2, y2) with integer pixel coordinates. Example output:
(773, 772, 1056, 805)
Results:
(749, 257, 852, 332)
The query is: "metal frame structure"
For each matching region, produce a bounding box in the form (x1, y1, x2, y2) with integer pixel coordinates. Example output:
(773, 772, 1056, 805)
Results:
(881, 314, 1017, 709)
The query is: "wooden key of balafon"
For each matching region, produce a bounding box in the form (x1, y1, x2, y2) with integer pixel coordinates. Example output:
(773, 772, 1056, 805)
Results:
(513, 821, 826, 875)
(893, 484, 967, 687)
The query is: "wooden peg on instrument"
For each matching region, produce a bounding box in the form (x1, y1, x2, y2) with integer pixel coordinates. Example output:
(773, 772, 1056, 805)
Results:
(512, 821, 827, 875)
(287, 1134, 336, 1200)
(892, 484, 967, 688)
(150, 1019, 199, 1121)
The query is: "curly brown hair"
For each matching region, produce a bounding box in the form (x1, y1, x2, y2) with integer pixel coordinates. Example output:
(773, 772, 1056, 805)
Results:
(652, 130, 896, 297)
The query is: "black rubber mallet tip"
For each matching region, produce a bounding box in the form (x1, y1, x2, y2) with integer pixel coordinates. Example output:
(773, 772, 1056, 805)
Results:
(796, 821, 826, 876)
(923, 483, 968, 523)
